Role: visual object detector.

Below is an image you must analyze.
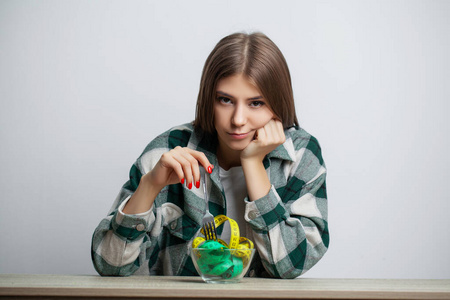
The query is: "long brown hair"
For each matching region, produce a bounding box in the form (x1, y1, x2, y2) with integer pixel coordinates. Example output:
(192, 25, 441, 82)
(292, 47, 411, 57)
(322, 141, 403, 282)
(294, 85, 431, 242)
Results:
(194, 32, 299, 135)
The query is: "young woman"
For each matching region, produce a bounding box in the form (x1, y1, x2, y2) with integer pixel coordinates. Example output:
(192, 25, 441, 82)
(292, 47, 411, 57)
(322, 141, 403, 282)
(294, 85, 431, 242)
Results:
(91, 32, 329, 279)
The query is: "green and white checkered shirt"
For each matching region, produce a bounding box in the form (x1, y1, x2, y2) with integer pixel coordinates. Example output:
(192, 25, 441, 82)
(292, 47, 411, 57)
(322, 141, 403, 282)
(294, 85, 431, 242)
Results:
(91, 123, 329, 278)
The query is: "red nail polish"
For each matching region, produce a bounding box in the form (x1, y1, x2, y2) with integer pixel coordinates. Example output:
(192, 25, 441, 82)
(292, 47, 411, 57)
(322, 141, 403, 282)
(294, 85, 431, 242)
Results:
(207, 166, 212, 174)
(188, 182, 192, 189)
(195, 181, 200, 189)
(181, 178, 184, 184)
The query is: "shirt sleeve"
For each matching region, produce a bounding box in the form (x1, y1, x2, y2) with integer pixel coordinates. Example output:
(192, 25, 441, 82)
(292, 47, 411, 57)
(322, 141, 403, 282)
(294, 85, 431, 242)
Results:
(91, 125, 198, 277)
(244, 135, 328, 279)
(91, 162, 157, 276)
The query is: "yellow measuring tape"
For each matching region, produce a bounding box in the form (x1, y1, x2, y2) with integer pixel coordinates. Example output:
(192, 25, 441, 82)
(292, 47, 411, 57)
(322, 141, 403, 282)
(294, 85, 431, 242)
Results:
(192, 214, 254, 264)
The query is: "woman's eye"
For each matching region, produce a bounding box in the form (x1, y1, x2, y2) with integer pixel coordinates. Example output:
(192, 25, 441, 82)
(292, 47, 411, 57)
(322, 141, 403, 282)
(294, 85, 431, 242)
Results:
(250, 101, 264, 107)
(218, 96, 231, 104)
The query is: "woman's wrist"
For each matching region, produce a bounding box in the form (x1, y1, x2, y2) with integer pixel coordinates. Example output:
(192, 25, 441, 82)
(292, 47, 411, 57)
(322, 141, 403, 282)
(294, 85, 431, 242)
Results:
(123, 173, 163, 214)
(240, 155, 264, 167)
(140, 171, 166, 192)
(241, 158, 271, 201)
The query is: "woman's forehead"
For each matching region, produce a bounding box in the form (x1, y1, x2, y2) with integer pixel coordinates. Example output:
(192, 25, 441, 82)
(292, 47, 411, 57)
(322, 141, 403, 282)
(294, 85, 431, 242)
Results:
(216, 74, 262, 97)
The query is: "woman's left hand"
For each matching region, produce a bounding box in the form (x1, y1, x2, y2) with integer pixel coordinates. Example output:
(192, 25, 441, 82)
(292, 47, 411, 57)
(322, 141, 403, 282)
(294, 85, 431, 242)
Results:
(240, 119, 286, 163)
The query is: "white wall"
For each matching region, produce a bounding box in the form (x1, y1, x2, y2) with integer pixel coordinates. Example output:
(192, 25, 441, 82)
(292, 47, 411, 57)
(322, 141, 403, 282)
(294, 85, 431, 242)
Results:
(1, 0, 449, 279)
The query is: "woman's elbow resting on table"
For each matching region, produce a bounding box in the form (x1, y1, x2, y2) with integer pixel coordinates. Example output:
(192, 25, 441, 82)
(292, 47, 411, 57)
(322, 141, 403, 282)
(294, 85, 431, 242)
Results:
(91, 250, 141, 277)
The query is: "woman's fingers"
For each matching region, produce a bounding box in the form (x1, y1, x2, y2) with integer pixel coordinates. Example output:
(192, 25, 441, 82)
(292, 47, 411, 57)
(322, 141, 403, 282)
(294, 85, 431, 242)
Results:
(189, 148, 214, 174)
(158, 151, 188, 185)
(266, 119, 285, 144)
(257, 119, 285, 145)
(241, 119, 285, 161)
(184, 148, 214, 188)
(165, 147, 213, 189)
(172, 147, 197, 188)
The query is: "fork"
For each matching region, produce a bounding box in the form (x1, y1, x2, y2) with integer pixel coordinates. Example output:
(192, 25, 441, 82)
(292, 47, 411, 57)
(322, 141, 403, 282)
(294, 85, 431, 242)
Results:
(201, 170, 217, 241)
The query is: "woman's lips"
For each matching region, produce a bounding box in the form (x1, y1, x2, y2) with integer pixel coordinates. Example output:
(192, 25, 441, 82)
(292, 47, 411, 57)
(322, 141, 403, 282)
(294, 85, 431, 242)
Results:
(228, 132, 250, 140)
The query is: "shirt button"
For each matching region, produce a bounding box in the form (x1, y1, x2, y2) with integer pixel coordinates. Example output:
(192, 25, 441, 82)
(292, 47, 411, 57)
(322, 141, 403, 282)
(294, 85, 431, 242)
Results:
(136, 224, 145, 231)
(170, 221, 177, 230)
(248, 211, 258, 220)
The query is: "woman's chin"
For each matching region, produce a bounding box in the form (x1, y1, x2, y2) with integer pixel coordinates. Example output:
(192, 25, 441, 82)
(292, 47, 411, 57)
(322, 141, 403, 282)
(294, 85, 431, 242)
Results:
(227, 140, 252, 152)
(217, 133, 253, 153)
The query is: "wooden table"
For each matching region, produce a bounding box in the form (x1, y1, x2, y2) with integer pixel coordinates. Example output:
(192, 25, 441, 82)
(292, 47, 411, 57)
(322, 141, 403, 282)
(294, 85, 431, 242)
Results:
(0, 274, 449, 299)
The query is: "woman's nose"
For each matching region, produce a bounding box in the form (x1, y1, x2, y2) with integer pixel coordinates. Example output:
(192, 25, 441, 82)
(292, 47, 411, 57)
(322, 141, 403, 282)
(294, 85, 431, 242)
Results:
(231, 104, 247, 126)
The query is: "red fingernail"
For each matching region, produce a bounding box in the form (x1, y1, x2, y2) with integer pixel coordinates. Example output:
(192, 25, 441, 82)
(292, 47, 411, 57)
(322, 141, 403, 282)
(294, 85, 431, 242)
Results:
(207, 166, 212, 174)
(181, 178, 184, 184)
(188, 182, 192, 189)
(195, 181, 200, 189)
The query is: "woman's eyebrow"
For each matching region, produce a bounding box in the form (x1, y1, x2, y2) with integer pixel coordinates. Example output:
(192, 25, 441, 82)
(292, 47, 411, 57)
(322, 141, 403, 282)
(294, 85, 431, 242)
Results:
(216, 91, 263, 100)
(216, 91, 233, 98)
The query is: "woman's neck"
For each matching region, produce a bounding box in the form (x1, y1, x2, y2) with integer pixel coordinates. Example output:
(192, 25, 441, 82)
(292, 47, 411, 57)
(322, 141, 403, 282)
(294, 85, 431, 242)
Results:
(216, 146, 241, 171)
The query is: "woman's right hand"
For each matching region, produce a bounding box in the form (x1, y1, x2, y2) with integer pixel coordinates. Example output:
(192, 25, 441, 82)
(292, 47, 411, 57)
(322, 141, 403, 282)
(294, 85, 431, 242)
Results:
(123, 147, 213, 215)
(145, 146, 213, 191)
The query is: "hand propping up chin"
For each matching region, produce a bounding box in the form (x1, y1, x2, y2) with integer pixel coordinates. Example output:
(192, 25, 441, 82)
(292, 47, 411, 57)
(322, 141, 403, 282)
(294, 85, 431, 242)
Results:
(240, 119, 285, 163)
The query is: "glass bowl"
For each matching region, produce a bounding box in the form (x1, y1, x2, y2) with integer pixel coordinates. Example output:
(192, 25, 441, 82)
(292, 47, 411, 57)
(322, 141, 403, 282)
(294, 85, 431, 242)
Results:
(190, 247, 255, 283)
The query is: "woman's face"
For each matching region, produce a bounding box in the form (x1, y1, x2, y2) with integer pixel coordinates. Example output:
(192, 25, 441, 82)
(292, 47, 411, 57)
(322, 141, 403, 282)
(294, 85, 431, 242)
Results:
(214, 74, 274, 155)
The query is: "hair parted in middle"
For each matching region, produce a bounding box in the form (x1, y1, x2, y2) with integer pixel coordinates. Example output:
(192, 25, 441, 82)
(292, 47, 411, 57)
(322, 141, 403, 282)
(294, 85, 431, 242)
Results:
(194, 32, 299, 136)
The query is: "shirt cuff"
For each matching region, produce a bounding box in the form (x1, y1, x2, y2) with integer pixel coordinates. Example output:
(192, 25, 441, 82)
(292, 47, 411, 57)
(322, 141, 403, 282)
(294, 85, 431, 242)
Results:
(244, 185, 288, 230)
(111, 196, 155, 241)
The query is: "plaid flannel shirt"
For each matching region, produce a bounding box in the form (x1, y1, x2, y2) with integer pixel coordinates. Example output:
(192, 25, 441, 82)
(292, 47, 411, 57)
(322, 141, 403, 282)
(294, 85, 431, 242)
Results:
(91, 123, 328, 278)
